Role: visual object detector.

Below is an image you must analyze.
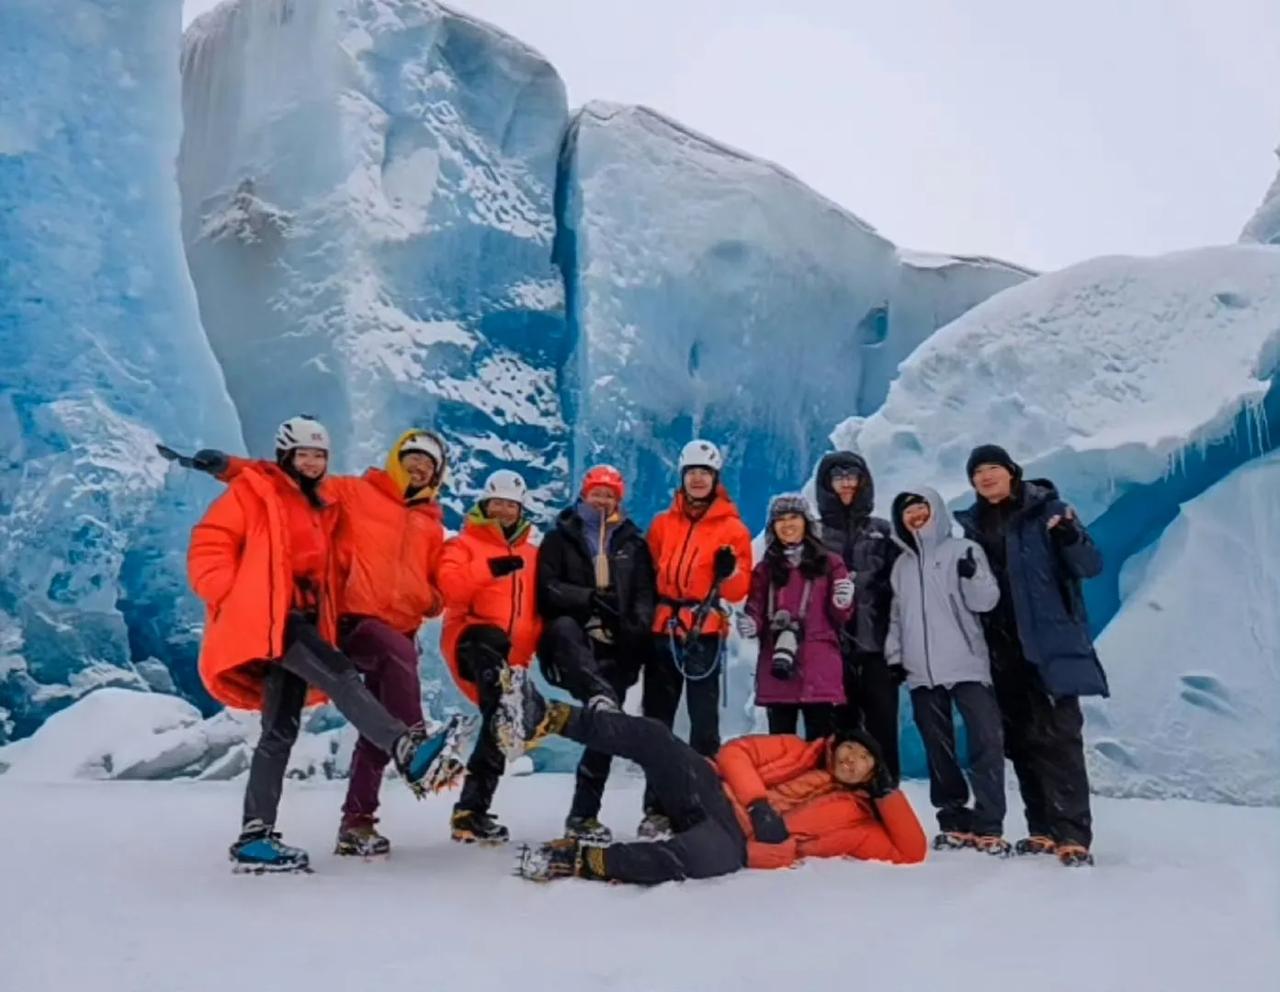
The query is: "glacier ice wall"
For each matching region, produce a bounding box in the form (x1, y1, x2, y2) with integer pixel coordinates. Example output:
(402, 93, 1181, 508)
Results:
(179, 0, 571, 520)
(557, 102, 1030, 530)
(1087, 450, 1280, 805)
(0, 0, 243, 743)
(835, 245, 1280, 631)
(1241, 146, 1280, 245)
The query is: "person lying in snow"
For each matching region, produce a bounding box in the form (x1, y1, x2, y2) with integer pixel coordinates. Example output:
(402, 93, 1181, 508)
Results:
(502, 685, 927, 884)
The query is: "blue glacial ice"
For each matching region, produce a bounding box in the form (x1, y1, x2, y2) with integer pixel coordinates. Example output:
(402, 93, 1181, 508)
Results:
(557, 102, 1031, 530)
(179, 0, 572, 520)
(0, 0, 242, 743)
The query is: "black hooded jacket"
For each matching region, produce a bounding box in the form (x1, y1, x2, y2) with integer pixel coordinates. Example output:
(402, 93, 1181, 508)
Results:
(815, 452, 899, 654)
(536, 505, 657, 652)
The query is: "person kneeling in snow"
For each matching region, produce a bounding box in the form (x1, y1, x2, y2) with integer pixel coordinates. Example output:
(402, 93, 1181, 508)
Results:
(505, 688, 927, 883)
(886, 488, 1008, 856)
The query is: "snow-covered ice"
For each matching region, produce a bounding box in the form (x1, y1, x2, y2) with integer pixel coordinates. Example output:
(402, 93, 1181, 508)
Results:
(1241, 145, 1280, 245)
(2, 774, 1277, 992)
(180, 0, 571, 520)
(1087, 450, 1280, 805)
(0, 0, 242, 743)
(559, 102, 1029, 529)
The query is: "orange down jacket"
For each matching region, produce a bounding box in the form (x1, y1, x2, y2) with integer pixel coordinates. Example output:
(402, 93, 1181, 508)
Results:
(716, 735, 928, 870)
(648, 487, 753, 636)
(438, 508, 542, 703)
(187, 462, 340, 710)
(221, 432, 445, 636)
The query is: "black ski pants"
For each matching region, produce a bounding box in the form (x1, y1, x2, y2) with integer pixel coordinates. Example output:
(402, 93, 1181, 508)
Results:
(538, 616, 642, 820)
(242, 616, 408, 829)
(991, 642, 1093, 848)
(559, 706, 747, 884)
(766, 703, 837, 742)
(641, 634, 722, 816)
(838, 650, 902, 782)
(453, 625, 510, 816)
(909, 682, 1006, 837)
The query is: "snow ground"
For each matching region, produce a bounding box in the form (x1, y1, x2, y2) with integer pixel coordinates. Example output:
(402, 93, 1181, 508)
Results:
(3, 776, 1277, 992)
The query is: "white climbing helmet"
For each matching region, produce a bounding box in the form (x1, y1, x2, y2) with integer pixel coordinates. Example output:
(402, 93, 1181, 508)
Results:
(480, 469, 528, 507)
(275, 414, 330, 454)
(399, 430, 447, 471)
(678, 439, 723, 474)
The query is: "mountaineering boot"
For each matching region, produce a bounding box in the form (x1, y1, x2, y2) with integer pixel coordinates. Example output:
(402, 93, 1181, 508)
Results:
(516, 838, 609, 882)
(971, 835, 1013, 858)
(1014, 835, 1057, 857)
(1056, 843, 1095, 868)
(493, 667, 569, 760)
(334, 817, 391, 857)
(230, 820, 311, 874)
(393, 716, 477, 797)
(564, 815, 613, 846)
(450, 808, 511, 845)
(636, 811, 672, 841)
(932, 831, 975, 851)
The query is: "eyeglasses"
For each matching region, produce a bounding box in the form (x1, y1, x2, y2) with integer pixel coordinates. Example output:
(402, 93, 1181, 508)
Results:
(829, 469, 860, 482)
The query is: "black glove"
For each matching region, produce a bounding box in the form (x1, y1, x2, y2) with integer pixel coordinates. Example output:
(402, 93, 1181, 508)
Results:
(888, 664, 907, 686)
(1049, 515, 1081, 546)
(192, 448, 230, 476)
(863, 761, 899, 801)
(590, 588, 621, 620)
(712, 546, 737, 581)
(747, 799, 789, 844)
(487, 555, 525, 578)
(956, 547, 978, 580)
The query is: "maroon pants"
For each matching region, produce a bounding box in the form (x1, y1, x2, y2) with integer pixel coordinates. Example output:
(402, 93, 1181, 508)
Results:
(339, 618, 424, 824)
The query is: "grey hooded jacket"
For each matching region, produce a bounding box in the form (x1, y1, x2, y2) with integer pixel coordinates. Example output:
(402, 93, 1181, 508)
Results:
(886, 487, 1001, 689)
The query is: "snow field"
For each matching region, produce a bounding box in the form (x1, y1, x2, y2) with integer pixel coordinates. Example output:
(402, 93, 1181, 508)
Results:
(3, 775, 1277, 992)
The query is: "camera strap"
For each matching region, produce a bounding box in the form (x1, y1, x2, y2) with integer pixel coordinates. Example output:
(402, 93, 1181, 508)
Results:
(767, 577, 814, 629)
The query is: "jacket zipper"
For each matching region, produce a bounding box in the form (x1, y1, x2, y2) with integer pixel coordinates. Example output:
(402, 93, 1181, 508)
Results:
(916, 554, 935, 686)
(507, 534, 519, 639)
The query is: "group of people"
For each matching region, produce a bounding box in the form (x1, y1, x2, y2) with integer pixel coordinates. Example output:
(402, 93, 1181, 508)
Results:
(183, 413, 1107, 881)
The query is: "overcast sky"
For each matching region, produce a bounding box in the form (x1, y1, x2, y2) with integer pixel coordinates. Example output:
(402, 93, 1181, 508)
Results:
(183, 0, 1280, 271)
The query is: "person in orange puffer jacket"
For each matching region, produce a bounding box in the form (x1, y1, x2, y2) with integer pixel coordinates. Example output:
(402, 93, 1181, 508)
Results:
(437, 469, 542, 844)
(191, 428, 449, 858)
(187, 416, 452, 873)
(640, 438, 753, 838)
(506, 685, 926, 884)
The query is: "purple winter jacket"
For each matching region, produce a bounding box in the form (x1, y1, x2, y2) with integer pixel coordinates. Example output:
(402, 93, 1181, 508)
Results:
(746, 552, 853, 706)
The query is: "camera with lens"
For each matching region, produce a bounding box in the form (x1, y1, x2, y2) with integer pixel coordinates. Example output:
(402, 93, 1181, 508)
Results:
(769, 609, 802, 680)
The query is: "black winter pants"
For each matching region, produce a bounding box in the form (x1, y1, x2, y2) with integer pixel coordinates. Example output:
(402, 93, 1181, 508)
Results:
(559, 706, 747, 884)
(991, 647, 1093, 848)
(453, 625, 511, 816)
(839, 650, 901, 781)
(242, 617, 409, 829)
(909, 682, 1006, 836)
(538, 616, 641, 820)
(766, 703, 837, 741)
(641, 634, 722, 815)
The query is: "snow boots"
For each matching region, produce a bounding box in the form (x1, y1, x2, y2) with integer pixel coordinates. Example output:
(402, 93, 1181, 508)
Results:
(972, 835, 1013, 858)
(393, 715, 477, 797)
(335, 818, 391, 857)
(493, 666, 569, 760)
(230, 820, 311, 874)
(515, 838, 609, 882)
(636, 812, 673, 841)
(564, 815, 613, 846)
(1014, 835, 1057, 857)
(1056, 843, 1095, 868)
(450, 809, 511, 845)
(932, 831, 975, 851)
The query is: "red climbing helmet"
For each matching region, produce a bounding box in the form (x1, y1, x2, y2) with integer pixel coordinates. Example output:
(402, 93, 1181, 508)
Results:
(581, 464, 625, 501)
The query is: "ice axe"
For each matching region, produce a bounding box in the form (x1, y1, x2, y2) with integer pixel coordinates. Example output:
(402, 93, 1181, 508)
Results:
(156, 443, 196, 469)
